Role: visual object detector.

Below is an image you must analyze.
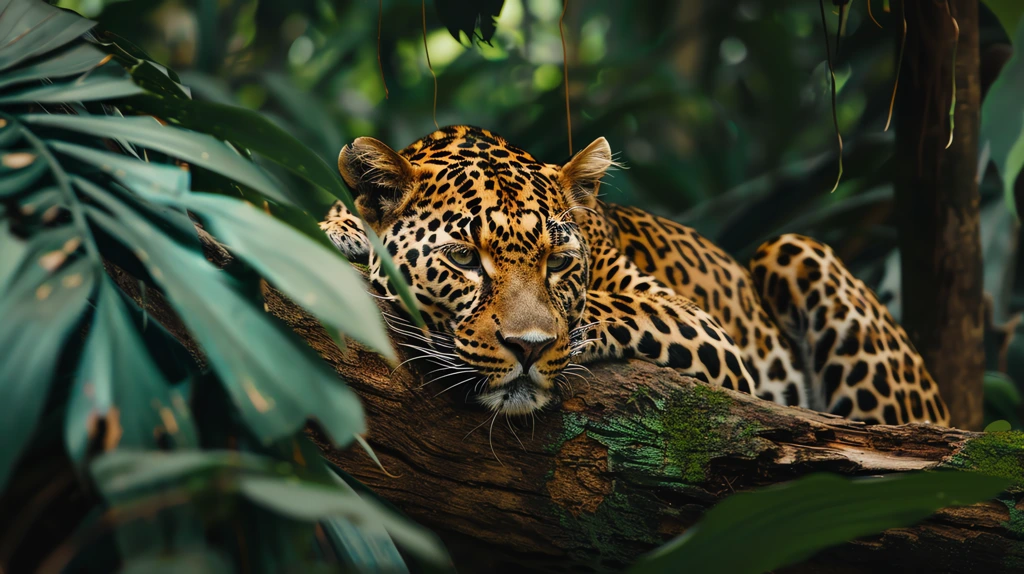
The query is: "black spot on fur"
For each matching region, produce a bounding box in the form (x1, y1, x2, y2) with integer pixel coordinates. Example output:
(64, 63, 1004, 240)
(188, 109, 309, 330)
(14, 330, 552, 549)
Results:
(832, 397, 853, 417)
(846, 361, 868, 386)
(608, 325, 632, 346)
(697, 343, 721, 379)
(783, 384, 799, 406)
(856, 388, 878, 412)
(667, 344, 692, 369)
(637, 332, 662, 359)
(823, 364, 843, 404)
(814, 328, 837, 372)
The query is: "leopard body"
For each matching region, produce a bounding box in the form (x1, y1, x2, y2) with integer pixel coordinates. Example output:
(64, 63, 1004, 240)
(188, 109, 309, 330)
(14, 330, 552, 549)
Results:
(321, 125, 949, 425)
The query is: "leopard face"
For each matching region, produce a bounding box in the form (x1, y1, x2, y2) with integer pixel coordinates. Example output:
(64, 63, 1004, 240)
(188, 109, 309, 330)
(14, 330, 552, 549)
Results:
(338, 126, 611, 415)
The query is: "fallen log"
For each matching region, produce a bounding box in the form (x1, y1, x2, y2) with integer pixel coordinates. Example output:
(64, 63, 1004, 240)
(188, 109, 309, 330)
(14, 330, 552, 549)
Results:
(107, 241, 1024, 574)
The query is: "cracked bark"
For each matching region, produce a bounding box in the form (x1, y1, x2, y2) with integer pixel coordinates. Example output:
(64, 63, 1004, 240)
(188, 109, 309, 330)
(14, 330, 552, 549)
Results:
(105, 237, 1024, 574)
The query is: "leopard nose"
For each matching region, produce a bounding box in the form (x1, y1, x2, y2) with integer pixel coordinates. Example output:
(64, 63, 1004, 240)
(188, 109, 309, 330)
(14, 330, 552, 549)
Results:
(497, 331, 556, 370)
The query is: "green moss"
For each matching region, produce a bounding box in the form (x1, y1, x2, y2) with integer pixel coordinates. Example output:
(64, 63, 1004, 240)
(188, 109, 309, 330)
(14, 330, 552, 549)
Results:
(943, 431, 1024, 489)
(552, 491, 666, 572)
(999, 496, 1024, 539)
(660, 384, 765, 483)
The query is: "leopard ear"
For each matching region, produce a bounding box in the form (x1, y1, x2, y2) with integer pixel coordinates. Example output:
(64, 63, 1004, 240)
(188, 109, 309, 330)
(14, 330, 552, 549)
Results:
(559, 137, 614, 208)
(338, 137, 416, 225)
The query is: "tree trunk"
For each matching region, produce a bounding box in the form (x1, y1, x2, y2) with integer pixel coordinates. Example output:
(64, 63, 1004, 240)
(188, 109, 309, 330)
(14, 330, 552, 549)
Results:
(893, 0, 985, 429)
(107, 239, 1024, 573)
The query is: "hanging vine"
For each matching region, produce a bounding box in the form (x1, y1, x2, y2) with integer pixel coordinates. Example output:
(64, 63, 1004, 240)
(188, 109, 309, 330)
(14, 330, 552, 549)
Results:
(378, 0, 389, 99)
(560, 0, 573, 156)
(422, 0, 439, 130)
(820, 0, 844, 192)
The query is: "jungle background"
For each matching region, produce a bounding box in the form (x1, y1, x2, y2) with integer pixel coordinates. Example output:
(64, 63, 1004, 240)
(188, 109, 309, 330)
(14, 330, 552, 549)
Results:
(74, 0, 1024, 427)
(2, 0, 1024, 572)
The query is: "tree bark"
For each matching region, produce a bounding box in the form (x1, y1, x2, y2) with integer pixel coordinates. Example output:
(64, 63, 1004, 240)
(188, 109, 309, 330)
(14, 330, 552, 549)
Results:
(106, 239, 1024, 573)
(893, 0, 985, 429)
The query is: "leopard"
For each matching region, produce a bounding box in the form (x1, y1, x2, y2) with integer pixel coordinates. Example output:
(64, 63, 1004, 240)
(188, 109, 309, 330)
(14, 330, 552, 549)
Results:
(320, 125, 949, 426)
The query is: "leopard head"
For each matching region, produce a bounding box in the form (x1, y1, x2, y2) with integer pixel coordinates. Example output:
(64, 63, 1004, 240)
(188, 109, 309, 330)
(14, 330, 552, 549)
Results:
(338, 126, 614, 415)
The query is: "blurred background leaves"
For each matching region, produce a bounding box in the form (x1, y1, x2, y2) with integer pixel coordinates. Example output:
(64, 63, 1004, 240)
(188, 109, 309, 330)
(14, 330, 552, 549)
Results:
(59, 0, 1024, 426)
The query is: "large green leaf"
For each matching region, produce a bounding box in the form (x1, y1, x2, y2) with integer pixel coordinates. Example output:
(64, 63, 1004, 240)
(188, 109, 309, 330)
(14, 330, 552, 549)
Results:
(79, 180, 366, 448)
(0, 256, 96, 489)
(119, 93, 342, 211)
(0, 73, 142, 104)
(239, 475, 449, 567)
(65, 279, 198, 464)
(185, 194, 394, 359)
(0, 42, 107, 91)
(21, 114, 291, 205)
(0, 148, 47, 197)
(983, 18, 1024, 219)
(319, 469, 410, 574)
(92, 449, 450, 569)
(0, 0, 96, 72)
(47, 138, 190, 198)
(116, 93, 424, 325)
(631, 472, 1010, 574)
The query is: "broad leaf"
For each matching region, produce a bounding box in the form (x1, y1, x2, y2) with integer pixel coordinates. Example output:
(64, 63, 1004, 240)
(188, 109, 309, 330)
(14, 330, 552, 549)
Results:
(0, 43, 107, 91)
(983, 18, 1024, 218)
(239, 476, 449, 567)
(79, 180, 366, 448)
(631, 472, 1010, 574)
(0, 256, 96, 489)
(21, 114, 291, 205)
(0, 73, 142, 104)
(120, 93, 340, 211)
(0, 0, 96, 72)
(65, 279, 198, 464)
(185, 193, 394, 359)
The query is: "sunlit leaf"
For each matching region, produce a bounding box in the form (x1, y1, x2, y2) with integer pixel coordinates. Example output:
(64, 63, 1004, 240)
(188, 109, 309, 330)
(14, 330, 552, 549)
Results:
(985, 419, 1013, 433)
(631, 472, 1010, 574)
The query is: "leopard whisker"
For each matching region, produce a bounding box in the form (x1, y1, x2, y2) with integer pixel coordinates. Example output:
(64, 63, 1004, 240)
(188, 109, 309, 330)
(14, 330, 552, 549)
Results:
(420, 369, 477, 389)
(488, 412, 503, 466)
(565, 363, 595, 378)
(433, 376, 479, 397)
(506, 415, 526, 451)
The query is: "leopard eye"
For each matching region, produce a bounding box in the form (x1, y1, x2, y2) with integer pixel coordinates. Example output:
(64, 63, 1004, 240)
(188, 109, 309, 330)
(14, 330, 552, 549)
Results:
(546, 253, 572, 273)
(447, 247, 480, 269)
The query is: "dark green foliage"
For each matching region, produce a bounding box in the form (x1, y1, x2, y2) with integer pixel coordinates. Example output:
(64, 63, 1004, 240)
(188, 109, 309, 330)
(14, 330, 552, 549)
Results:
(435, 0, 505, 44)
(0, 0, 446, 570)
(631, 472, 1011, 574)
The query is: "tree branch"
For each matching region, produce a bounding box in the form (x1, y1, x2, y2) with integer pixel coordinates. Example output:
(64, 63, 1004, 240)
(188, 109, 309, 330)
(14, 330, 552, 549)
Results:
(110, 235, 1024, 573)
